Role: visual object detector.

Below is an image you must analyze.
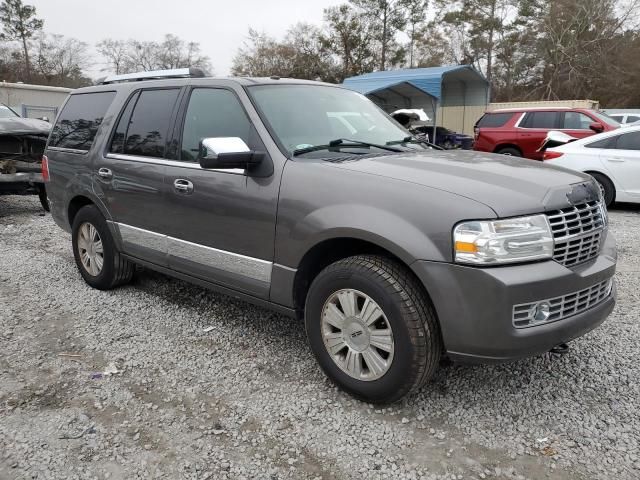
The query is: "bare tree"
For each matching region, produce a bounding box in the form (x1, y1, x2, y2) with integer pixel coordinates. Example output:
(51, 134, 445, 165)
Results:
(96, 34, 212, 75)
(96, 39, 128, 74)
(34, 33, 90, 87)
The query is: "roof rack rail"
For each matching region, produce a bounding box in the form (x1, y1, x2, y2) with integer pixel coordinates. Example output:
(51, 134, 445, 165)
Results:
(100, 67, 208, 84)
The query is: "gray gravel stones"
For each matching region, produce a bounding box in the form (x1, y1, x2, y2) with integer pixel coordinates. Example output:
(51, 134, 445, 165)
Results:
(1, 195, 639, 480)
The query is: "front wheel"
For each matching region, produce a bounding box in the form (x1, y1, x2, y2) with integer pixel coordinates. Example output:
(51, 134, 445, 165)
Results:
(305, 255, 442, 403)
(71, 205, 134, 290)
(590, 172, 615, 207)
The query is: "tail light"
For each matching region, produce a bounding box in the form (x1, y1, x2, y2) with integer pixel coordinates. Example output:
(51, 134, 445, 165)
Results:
(41, 154, 50, 181)
(543, 151, 564, 161)
(473, 126, 479, 140)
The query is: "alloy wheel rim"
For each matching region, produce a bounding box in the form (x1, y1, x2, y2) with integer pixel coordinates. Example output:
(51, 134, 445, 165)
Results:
(321, 289, 394, 381)
(77, 222, 104, 276)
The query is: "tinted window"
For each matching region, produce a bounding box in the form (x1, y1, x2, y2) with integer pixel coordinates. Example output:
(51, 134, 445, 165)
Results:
(49, 92, 115, 151)
(585, 136, 616, 149)
(609, 115, 623, 122)
(615, 132, 640, 150)
(122, 89, 180, 158)
(476, 112, 513, 128)
(521, 111, 560, 129)
(626, 115, 640, 123)
(563, 112, 593, 129)
(181, 89, 251, 161)
(109, 92, 138, 154)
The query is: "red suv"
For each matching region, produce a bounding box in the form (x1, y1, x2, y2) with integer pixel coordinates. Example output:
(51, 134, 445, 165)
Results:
(473, 108, 620, 160)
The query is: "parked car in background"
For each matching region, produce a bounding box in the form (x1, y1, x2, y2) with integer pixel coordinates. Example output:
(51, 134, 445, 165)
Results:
(413, 125, 474, 150)
(0, 103, 52, 211)
(542, 126, 640, 206)
(473, 108, 620, 160)
(390, 109, 473, 150)
(605, 112, 640, 125)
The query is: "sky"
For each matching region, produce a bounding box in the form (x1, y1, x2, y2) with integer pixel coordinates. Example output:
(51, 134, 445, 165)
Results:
(29, 0, 343, 78)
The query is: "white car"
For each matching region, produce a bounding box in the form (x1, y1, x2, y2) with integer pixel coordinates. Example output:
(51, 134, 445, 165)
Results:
(607, 112, 640, 125)
(543, 125, 640, 206)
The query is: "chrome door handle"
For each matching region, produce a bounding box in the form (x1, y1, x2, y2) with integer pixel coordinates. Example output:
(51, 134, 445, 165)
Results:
(606, 157, 625, 162)
(97, 167, 112, 179)
(173, 178, 194, 194)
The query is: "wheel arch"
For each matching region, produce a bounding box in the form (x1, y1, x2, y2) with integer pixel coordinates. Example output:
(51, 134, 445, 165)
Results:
(67, 192, 112, 228)
(585, 170, 617, 204)
(290, 235, 434, 318)
(493, 143, 523, 155)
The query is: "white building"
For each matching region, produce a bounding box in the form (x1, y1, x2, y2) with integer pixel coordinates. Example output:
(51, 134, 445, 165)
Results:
(0, 81, 72, 121)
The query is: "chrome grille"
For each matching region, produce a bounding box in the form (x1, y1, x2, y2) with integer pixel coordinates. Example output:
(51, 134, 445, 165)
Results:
(513, 278, 613, 328)
(547, 201, 606, 267)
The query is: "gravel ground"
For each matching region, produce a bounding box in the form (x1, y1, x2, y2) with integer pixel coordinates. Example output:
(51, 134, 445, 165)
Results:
(1, 194, 639, 480)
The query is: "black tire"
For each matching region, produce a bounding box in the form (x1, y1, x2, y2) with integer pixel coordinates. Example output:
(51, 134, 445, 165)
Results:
(71, 205, 134, 290)
(37, 184, 50, 212)
(496, 147, 522, 157)
(590, 172, 615, 207)
(304, 255, 442, 403)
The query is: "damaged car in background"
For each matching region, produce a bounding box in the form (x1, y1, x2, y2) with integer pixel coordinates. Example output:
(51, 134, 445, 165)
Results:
(0, 104, 51, 211)
(390, 109, 473, 150)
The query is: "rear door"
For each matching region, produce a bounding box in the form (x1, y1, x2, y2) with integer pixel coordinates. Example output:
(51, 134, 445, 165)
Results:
(517, 111, 561, 159)
(161, 86, 280, 299)
(599, 131, 640, 197)
(95, 87, 182, 266)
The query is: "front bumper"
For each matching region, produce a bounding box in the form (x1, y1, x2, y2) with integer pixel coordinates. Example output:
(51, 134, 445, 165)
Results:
(412, 231, 617, 363)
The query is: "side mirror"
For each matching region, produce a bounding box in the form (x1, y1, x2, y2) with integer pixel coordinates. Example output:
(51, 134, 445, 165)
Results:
(589, 122, 604, 133)
(198, 137, 264, 170)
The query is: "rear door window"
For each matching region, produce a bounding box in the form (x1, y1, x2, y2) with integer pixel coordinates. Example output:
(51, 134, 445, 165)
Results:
(626, 115, 640, 123)
(585, 136, 617, 149)
(110, 88, 180, 158)
(49, 91, 116, 151)
(615, 132, 640, 150)
(476, 112, 513, 128)
(520, 111, 560, 129)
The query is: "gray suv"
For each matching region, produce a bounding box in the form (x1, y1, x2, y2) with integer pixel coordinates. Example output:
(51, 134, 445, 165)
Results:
(44, 68, 617, 403)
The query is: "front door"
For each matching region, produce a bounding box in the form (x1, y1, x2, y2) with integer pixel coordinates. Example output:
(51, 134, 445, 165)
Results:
(95, 87, 182, 266)
(162, 87, 281, 299)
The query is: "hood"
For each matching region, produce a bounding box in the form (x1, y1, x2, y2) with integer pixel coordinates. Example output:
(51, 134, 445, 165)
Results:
(0, 117, 51, 135)
(323, 149, 594, 217)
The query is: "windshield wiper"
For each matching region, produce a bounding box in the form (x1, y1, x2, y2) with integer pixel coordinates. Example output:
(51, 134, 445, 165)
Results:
(386, 135, 443, 150)
(293, 138, 403, 156)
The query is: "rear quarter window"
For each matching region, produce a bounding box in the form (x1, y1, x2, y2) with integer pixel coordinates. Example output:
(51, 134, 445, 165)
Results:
(476, 112, 514, 128)
(49, 91, 116, 151)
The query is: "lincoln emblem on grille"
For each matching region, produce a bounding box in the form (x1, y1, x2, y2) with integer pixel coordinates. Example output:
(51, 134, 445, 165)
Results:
(566, 183, 598, 205)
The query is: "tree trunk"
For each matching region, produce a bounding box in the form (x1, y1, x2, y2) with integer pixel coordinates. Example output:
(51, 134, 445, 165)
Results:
(22, 37, 31, 82)
(380, 8, 388, 70)
(486, 1, 496, 87)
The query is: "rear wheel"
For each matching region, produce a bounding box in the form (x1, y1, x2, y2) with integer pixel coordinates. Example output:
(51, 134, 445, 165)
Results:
(71, 205, 134, 290)
(590, 172, 615, 207)
(304, 255, 442, 403)
(496, 147, 522, 157)
(37, 184, 50, 212)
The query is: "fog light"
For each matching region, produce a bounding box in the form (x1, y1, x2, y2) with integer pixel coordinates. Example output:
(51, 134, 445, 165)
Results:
(532, 302, 551, 323)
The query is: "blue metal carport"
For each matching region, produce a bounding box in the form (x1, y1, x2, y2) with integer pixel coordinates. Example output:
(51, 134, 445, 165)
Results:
(343, 65, 489, 137)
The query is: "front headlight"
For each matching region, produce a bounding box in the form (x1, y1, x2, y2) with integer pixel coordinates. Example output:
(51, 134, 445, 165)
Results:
(454, 215, 554, 265)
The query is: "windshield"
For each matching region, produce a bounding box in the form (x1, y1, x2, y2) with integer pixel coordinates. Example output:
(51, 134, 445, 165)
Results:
(249, 84, 417, 156)
(591, 110, 620, 128)
(0, 105, 19, 119)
